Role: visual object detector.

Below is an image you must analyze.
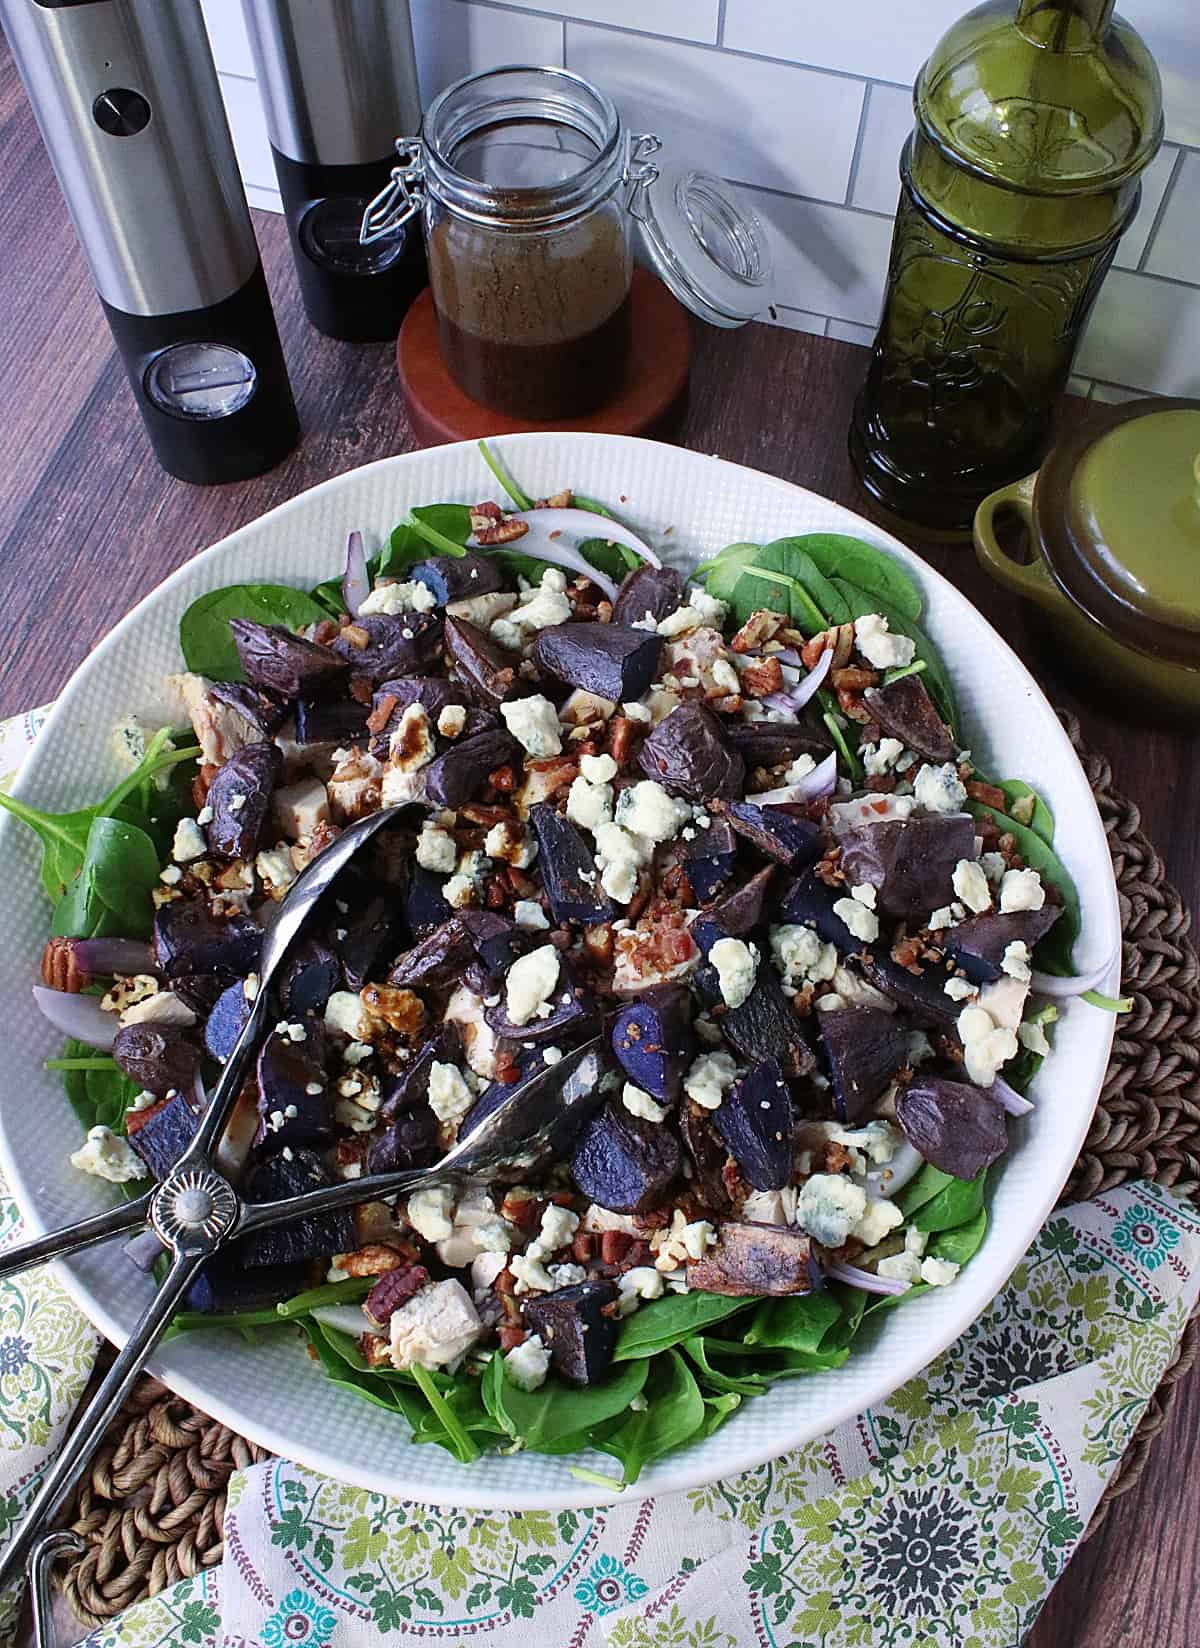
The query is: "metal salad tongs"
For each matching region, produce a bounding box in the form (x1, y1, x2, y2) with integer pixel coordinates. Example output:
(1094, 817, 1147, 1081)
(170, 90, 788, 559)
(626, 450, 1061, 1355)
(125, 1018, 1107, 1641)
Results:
(0, 805, 605, 1597)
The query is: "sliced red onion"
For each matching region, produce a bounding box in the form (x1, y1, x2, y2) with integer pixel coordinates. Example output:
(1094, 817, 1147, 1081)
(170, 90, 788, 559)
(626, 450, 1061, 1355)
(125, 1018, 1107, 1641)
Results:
(72, 938, 155, 979)
(990, 1076, 1034, 1117)
(772, 646, 802, 667)
(484, 524, 619, 601)
(312, 1304, 374, 1338)
(787, 644, 833, 708)
(824, 1260, 911, 1296)
(343, 530, 370, 616)
(1031, 955, 1122, 999)
(33, 986, 117, 1050)
(124, 1228, 166, 1272)
(763, 692, 799, 715)
(513, 508, 661, 568)
(752, 751, 838, 806)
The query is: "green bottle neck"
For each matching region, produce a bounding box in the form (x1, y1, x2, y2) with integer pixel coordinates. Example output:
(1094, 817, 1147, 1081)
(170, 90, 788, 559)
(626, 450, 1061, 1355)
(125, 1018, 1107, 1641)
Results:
(1015, 0, 1117, 50)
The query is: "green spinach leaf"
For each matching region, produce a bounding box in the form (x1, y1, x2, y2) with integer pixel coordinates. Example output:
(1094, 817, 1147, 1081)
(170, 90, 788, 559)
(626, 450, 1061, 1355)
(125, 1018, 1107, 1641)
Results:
(595, 1350, 705, 1484)
(408, 504, 472, 558)
(792, 533, 923, 621)
(52, 816, 162, 939)
(614, 1291, 753, 1360)
(831, 579, 958, 731)
(930, 1207, 988, 1266)
(179, 584, 329, 681)
(911, 1170, 986, 1234)
(894, 1164, 956, 1220)
(55, 1039, 139, 1134)
(744, 1290, 843, 1352)
(482, 1351, 648, 1452)
(993, 780, 1055, 846)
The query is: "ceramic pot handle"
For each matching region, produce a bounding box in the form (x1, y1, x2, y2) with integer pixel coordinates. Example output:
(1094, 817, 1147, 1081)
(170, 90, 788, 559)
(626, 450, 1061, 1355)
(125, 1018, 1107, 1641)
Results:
(973, 473, 1065, 616)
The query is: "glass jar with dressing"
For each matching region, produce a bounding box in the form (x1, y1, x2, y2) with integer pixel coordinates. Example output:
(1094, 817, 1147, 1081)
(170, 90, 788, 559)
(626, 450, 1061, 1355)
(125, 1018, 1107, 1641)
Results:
(362, 65, 772, 420)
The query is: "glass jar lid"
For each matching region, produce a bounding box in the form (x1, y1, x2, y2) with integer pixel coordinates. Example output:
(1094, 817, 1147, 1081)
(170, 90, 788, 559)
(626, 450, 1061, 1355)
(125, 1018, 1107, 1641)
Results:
(1035, 397, 1200, 667)
(635, 164, 773, 328)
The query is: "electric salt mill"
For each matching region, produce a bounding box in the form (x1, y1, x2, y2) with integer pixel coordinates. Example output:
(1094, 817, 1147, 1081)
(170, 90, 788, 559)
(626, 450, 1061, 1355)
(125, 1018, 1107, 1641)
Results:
(1, 0, 299, 485)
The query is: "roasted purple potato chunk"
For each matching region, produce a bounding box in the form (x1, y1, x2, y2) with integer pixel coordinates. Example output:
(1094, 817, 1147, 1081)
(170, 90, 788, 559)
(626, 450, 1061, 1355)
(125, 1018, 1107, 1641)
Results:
(610, 986, 695, 1104)
(379, 1027, 460, 1121)
(294, 694, 371, 746)
(204, 740, 281, 861)
(333, 610, 442, 681)
(533, 621, 662, 703)
(571, 1103, 681, 1213)
(726, 722, 831, 768)
(678, 818, 737, 902)
(721, 800, 822, 870)
(529, 802, 614, 926)
(208, 680, 287, 735)
(127, 1092, 198, 1180)
(204, 980, 252, 1062)
(387, 919, 475, 991)
(425, 727, 523, 808)
(187, 1257, 306, 1315)
(695, 959, 815, 1078)
(112, 1023, 201, 1097)
(255, 1022, 332, 1151)
(365, 1107, 440, 1174)
(857, 950, 960, 1026)
(688, 1221, 815, 1296)
(230, 618, 347, 698)
(819, 1006, 909, 1123)
(838, 815, 976, 921)
(153, 903, 261, 979)
(679, 1101, 732, 1210)
(863, 674, 954, 761)
(412, 553, 504, 606)
(239, 1147, 356, 1267)
(443, 617, 522, 708)
(402, 865, 454, 941)
(278, 939, 341, 1018)
(713, 1057, 793, 1190)
(639, 703, 744, 801)
(612, 564, 683, 628)
(371, 676, 468, 743)
(895, 1077, 1008, 1179)
(701, 865, 775, 940)
(941, 906, 1061, 984)
(486, 964, 597, 1044)
(779, 868, 866, 954)
(524, 1280, 618, 1385)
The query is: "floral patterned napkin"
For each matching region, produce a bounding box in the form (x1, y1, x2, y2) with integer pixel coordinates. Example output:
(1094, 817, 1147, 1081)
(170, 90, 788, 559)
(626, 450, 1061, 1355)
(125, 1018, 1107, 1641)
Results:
(0, 709, 1196, 1648)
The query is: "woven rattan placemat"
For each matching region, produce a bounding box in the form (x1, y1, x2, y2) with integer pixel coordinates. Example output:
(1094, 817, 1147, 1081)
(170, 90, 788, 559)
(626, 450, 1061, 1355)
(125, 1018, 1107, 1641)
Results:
(53, 713, 1200, 1627)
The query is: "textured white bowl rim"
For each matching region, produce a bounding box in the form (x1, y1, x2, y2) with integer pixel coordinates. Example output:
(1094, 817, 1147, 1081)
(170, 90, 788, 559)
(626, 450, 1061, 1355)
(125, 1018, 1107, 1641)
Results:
(0, 434, 1119, 1510)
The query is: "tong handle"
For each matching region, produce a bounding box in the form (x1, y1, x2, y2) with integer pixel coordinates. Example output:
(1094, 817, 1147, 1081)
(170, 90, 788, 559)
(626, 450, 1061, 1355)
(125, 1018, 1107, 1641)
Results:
(0, 1193, 150, 1284)
(0, 1245, 205, 1590)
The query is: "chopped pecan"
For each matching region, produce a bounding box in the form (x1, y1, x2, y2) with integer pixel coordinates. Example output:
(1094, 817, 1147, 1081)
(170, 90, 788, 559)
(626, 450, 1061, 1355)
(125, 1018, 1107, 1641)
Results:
(489, 764, 516, 793)
(572, 1230, 595, 1264)
(607, 716, 640, 770)
(801, 623, 855, 671)
(836, 687, 873, 722)
(484, 878, 508, 910)
(42, 937, 90, 992)
(341, 623, 369, 650)
(600, 1230, 634, 1264)
(475, 517, 529, 547)
(499, 1191, 538, 1230)
(534, 489, 572, 510)
(460, 801, 511, 827)
(337, 1243, 409, 1278)
(364, 1263, 429, 1325)
(360, 1333, 393, 1367)
(739, 655, 784, 698)
(494, 1047, 523, 1085)
(817, 1140, 851, 1175)
(360, 984, 426, 1039)
(366, 693, 398, 735)
(192, 763, 219, 810)
(831, 665, 880, 694)
(731, 609, 787, 653)
(314, 618, 340, 646)
(348, 675, 373, 705)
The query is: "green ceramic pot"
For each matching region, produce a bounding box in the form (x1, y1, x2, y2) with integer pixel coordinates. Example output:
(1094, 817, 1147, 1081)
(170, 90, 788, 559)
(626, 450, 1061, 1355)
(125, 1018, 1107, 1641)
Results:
(974, 397, 1200, 720)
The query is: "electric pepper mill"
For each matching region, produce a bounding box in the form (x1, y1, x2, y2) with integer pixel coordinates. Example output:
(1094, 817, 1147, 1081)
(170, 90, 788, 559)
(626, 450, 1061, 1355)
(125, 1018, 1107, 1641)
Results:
(240, 0, 427, 341)
(0, 0, 299, 485)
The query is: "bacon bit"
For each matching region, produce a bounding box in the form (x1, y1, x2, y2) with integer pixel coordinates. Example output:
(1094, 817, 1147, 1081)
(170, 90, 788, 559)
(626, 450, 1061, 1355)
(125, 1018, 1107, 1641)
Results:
(891, 935, 925, 972)
(739, 655, 784, 698)
(791, 983, 815, 1016)
(460, 802, 511, 827)
(366, 694, 398, 735)
(607, 716, 640, 769)
(348, 675, 374, 706)
(572, 1230, 595, 1264)
(41, 937, 89, 992)
(494, 1047, 522, 1085)
(484, 878, 508, 910)
(534, 489, 573, 510)
(864, 773, 898, 794)
(475, 517, 530, 546)
(816, 845, 844, 889)
(489, 764, 516, 793)
(601, 1230, 634, 1264)
(341, 623, 369, 650)
(506, 866, 538, 898)
(967, 779, 1006, 811)
(360, 984, 426, 1038)
(314, 618, 340, 646)
(818, 1140, 851, 1175)
(364, 1263, 429, 1325)
(582, 923, 615, 968)
(721, 1159, 746, 1203)
(500, 1193, 538, 1230)
(337, 1243, 409, 1278)
(498, 1323, 527, 1352)
(801, 623, 855, 671)
(731, 609, 787, 653)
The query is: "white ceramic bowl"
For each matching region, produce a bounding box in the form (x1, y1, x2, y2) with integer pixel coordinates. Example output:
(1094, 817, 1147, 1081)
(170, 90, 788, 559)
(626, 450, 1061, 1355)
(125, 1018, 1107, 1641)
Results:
(0, 434, 1119, 1508)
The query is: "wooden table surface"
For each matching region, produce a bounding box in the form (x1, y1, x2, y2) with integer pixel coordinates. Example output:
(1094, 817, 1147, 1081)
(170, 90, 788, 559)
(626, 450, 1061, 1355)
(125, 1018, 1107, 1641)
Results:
(2, 35, 1197, 1648)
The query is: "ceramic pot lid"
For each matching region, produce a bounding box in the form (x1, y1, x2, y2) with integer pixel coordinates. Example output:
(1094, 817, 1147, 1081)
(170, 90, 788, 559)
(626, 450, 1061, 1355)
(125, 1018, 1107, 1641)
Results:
(636, 165, 773, 328)
(1034, 397, 1200, 668)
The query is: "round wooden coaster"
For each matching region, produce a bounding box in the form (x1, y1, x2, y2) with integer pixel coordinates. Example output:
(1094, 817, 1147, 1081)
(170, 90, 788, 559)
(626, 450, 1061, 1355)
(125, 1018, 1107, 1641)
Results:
(396, 268, 690, 447)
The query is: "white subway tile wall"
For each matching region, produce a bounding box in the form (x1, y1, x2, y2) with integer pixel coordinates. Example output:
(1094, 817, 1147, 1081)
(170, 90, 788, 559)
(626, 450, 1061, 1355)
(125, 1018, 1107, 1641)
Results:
(199, 0, 1200, 400)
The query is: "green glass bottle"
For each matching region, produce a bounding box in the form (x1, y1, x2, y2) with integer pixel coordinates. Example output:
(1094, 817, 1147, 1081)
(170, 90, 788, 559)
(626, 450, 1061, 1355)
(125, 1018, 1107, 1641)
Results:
(849, 0, 1163, 534)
